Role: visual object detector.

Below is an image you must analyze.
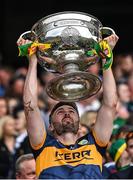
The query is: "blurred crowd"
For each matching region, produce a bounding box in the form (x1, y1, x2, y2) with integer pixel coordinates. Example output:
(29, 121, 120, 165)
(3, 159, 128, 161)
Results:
(0, 53, 133, 179)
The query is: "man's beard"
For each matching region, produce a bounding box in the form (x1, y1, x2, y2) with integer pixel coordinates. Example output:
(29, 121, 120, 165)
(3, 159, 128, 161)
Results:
(53, 118, 79, 135)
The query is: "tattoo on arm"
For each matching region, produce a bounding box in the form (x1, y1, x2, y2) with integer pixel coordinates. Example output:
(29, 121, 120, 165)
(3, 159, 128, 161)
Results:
(24, 101, 34, 116)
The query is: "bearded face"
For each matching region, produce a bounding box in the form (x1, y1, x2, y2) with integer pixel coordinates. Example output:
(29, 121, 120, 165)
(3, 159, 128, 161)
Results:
(51, 105, 79, 135)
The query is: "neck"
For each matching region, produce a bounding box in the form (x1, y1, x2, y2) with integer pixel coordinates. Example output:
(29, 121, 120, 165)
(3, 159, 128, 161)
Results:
(17, 129, 27, 136)
(4, 135, 14, 142)
(55, 133, 78, 145)
(4, 135, 15, 152)
(117, 159, 131, 169)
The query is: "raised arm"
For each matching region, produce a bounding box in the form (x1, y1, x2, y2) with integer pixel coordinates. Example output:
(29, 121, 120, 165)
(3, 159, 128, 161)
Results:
(17, 38, 46, 147)
(93, 34, 119, 145)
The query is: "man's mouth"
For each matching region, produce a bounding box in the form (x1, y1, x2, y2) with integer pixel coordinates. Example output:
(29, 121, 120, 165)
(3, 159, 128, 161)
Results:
(62, 117, 73, 123)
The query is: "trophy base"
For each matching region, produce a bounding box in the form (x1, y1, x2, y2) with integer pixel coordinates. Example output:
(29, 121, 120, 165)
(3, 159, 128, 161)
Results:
(46, 72, 102, 102)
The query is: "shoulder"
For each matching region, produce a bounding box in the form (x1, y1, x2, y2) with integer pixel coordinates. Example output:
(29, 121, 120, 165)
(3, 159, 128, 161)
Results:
(30, 134, 56, 159)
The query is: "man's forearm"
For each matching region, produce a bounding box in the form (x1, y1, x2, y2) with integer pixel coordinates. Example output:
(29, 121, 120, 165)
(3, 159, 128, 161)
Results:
(23, 55, 38, 111)
(17, 38, 46, 146)
(93, 34, 119, 144)
(102, 68, 118, 108)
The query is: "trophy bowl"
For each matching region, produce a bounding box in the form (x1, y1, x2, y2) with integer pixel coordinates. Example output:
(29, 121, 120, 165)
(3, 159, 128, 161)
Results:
(20, 11, 115, 102)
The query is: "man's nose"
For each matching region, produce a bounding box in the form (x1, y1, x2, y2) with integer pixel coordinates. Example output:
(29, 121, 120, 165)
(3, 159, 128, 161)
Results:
(64, 111, 70, 117)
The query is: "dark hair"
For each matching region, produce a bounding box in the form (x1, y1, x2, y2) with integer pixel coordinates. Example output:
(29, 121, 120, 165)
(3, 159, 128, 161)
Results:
(9, 74, 25, 86)
(116, 78, 128, 86)
(12, 103, 24, 119)
(49, 102, 79, 124)
(126, 131, 133, 143)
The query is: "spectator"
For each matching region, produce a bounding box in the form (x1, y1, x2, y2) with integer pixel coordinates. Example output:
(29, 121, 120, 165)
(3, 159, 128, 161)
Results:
(76, 96, 101, 117)
(128, 72, 133, 101)
(6, 74, 25, 100)
(7, 97, 19, 115)
(0, 66, 13, 96)
(77, 123, 90, 138)
(116, 125, 131, 139)
(39, 71, 56, 90)
(117, 80, 131, 106)
(116, 100, 130, 120)
(0, 96, 9, 118)
(13, 103, 32, 159)
(80, 110, 97, 130)
(126, 131, 133, 163)
(16, 153, 37, 179)
(113, 54, 133, 81)
(0, 115, 16, 178)
(109, 138, 133, 179)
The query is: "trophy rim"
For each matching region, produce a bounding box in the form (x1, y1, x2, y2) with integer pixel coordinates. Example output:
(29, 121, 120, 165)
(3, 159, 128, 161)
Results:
(31, 11, 103, 31)
(46, 72, 102, 102)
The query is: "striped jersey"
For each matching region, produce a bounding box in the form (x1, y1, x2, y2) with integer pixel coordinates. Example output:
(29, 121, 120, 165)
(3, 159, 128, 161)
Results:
(31, 130, 107, 179)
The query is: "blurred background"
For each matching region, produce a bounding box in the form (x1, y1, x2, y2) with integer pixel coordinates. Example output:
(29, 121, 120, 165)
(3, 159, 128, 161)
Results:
(0, 0, 133, 68)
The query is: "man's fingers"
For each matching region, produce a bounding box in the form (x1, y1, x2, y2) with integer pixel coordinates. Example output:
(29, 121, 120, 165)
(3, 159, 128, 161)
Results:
(17, 38, 24, 46)
(114, 34, 119, 42)
(104, 34, 119, 41)
(103, 34, 119, 50)
(17, 38, 32, 46)
(104, 34, 119, 45)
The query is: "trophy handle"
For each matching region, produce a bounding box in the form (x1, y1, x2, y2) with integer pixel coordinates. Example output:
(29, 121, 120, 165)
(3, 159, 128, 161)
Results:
(100, 27, 115, 37)
(19, 31, 37, 41)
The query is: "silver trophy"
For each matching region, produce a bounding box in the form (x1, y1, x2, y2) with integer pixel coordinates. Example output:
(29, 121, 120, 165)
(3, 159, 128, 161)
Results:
(20, 11, 115, 102)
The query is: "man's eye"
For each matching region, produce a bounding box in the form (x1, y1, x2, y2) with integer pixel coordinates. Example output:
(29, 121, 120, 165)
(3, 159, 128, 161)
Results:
(70, 110, 74, 114)
(57, 111, 64, 114)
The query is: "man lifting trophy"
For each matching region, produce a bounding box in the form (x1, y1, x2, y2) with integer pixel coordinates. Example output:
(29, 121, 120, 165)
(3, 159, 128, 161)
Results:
(17, 11, 119, 179)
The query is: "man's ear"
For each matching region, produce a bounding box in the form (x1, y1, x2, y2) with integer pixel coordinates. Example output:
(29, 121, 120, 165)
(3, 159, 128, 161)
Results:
(49, 123, 54, 132)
